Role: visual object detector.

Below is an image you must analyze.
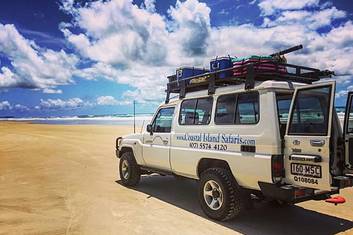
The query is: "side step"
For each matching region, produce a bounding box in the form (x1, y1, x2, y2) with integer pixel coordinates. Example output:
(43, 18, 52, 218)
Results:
(139, 165, 174, 176)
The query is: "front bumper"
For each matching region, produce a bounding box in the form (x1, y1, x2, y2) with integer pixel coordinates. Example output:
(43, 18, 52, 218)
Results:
(115, 137, 122, 158)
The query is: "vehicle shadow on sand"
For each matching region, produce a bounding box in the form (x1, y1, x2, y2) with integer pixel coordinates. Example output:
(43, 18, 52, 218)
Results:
(116, 175, 353, 235)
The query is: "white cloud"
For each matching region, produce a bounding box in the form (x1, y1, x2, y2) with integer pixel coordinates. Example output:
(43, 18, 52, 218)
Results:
(56, 0, 353, 104)
(0, 0, 351, 113)
(96, 96, 119, 105)
(143, 0, 156, 13)
(258, 0, 320, 15)
(0, 101, 11, 110)
(0, 67, 17, 87)
(336, 85, 353, 98)
(39, 98, 86, 110)
(43, 88, 63, 94)
(263, 7, 346, 30)
(0, 23, 78, 91)
(14, 104, 29, 111)
(58, 0, 213, 102)
(168, 0, 211, 56)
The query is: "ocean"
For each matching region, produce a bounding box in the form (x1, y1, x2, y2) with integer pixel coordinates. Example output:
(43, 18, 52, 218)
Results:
(0, 114, 154, 126)
(0, 107, 347, 126)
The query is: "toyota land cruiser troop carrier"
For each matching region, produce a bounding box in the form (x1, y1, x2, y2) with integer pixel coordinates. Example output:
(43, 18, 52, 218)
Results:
(115, 45, 353, 221)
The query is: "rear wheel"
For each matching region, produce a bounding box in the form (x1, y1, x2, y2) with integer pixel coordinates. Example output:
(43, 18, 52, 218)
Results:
(119, 152, 141, 186)
(199, 168, 243, 221)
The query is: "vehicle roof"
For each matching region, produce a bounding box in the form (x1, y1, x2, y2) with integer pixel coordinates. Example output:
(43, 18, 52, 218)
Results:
(163, 80, 305, 106)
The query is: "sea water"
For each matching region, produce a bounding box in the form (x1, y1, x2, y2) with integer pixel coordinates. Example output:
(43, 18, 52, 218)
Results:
(0, 114, 154, 126)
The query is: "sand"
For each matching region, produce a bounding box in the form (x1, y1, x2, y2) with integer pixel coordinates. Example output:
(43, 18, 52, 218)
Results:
(0, 122, 352, 235)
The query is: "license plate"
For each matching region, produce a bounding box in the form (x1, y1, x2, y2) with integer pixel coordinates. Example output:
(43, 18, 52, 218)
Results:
(291, 163, 321, 178)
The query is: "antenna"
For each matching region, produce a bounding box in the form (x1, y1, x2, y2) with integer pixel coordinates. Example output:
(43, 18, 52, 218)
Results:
(140, 120, 145, 133)
(133, 100, 136, 133)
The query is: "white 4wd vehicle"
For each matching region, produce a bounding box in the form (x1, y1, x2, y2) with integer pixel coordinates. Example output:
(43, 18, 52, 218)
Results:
(115, 61, 353, 221)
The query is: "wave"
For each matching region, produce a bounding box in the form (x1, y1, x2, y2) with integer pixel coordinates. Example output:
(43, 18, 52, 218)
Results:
(0, 114, 154, 126)
(0, 114, 153, 121)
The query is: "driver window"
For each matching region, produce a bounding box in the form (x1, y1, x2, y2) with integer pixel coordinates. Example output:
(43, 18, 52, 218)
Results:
(152, 107, 175, 133)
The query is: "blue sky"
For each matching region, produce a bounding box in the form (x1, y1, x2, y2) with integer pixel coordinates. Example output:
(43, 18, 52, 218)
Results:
(0, 0, 352, 117)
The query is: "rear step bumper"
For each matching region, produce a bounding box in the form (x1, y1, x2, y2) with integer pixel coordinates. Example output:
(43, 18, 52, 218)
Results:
(258, 182, 339, 203)
(333, 175, 353, 189)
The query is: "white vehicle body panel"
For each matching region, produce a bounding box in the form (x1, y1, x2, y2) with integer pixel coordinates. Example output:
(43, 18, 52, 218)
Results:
(170, 90, 278, 190)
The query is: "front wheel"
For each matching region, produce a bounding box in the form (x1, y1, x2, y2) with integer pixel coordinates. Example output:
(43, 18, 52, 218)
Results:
(199, 168, 243, 221)
(119, 152, 141, 186)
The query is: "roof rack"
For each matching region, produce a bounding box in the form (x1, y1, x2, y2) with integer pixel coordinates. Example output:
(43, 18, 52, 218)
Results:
(165, 61, 334, 103)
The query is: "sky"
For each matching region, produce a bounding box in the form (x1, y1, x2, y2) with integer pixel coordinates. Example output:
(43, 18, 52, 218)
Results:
(0, 0, 352, 117)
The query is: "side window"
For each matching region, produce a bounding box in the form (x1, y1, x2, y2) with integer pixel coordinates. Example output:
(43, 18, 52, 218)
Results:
(215, 94, 237, 124)
(215, 92, 259, 125)
(288, 86, 331, 135)
(179, 97, 213, 125)
(236, 92, 259, 124)
(152, 107, 175, 133)
(195, 98, 213, 125)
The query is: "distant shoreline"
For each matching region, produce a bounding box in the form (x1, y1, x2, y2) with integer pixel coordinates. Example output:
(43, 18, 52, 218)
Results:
(0, 115, 153, 126)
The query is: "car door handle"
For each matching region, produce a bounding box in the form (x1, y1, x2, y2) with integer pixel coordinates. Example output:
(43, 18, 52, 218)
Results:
(145, 140, 153, 144)
(310, 139, 325, 147)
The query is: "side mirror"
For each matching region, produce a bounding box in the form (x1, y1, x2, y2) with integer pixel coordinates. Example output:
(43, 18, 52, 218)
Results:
(146, 124, 153, 135)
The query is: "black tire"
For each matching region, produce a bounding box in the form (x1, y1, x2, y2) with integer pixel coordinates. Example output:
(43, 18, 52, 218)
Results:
(199, 168, 243, 221)
(119, 152, 141, 186)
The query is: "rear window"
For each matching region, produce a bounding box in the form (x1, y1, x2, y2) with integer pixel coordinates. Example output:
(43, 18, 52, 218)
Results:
(288, 86, 332, 136)
(236, 93, 259, 124)
(215, 92, 259, 125)
(215, 94, 237, 124)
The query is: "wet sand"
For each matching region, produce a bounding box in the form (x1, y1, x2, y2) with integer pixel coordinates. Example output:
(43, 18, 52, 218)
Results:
(0, 122, 352, 235)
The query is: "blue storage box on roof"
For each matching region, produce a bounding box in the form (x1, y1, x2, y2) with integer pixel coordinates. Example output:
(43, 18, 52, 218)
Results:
(210, 56, 234, 79)
(176, 67, 209, 83)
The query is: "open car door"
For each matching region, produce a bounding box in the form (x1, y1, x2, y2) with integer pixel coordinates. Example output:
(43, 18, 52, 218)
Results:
(343, 92, 353, 172)
(284, 82, 335, 191)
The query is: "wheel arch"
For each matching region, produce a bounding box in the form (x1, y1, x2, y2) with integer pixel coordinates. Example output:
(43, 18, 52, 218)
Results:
(197, 158, 233, 179)
(120, 146, 134, 158)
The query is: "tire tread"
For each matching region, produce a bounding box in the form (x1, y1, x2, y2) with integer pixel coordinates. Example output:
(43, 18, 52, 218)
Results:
(119, 152, 141, 186)
(199, 168, 243, 221)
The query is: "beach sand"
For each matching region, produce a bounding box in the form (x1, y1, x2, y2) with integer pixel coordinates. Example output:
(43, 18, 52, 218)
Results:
(0, 122, 352, 235)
